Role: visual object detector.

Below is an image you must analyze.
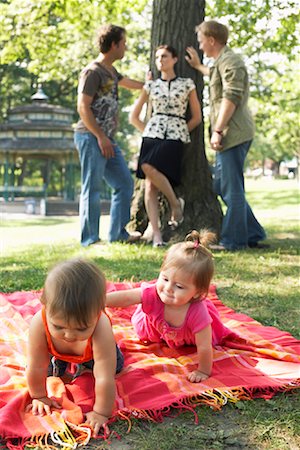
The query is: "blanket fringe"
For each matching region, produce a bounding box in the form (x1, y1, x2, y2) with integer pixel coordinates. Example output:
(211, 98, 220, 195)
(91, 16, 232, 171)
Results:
(111, 382, 300, 434)
(3, 382, 300, 448)
(5, 421, 92, 450)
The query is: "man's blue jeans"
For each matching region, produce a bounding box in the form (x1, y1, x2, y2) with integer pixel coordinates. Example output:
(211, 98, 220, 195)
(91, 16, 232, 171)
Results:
(74, 132, 134, 246)
(214, 141, 266, 250)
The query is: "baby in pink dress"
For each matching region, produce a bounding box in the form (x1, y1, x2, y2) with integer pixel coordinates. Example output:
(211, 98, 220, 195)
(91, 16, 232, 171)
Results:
(106, 229, 232, 383)
(131, 281, 229, 349)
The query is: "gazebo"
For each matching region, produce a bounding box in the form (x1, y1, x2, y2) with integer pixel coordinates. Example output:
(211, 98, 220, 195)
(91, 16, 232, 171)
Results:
(0, 86, 77, 209)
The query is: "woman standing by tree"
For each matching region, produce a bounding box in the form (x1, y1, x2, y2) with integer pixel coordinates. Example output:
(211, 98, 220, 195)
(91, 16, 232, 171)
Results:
(130, 45, 201, 247)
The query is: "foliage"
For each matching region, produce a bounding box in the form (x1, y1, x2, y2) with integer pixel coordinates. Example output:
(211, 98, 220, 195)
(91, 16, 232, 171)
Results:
(0, 0, 150, 117)
(206, 0, 300, 166)
(0, 0, 150, 190)
(206, 0, 299, 56)
(251, 64, 300, 167)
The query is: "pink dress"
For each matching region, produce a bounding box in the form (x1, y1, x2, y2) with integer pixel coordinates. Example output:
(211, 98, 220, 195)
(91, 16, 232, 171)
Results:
(131, 282, 232, 348)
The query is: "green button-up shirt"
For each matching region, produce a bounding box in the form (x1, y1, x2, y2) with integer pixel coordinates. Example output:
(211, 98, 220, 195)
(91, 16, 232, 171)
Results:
(209, 46, 255, 151)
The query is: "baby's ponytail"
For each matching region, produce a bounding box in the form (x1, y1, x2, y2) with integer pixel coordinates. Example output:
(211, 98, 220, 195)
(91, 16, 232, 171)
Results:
(185, 229, 216, 250)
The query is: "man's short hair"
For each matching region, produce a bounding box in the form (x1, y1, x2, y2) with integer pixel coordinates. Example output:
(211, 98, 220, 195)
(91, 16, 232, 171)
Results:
(196, 20, 229, 45)
(97, 24, 126, 53)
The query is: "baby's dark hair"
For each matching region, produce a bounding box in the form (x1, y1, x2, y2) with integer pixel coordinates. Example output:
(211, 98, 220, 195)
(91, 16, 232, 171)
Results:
(161, 230, 215, 299)
(40, 258, 106, 328)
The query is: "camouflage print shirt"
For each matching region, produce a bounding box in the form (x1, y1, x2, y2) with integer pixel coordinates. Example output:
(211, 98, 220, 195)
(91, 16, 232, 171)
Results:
(75, 61, 123, 138)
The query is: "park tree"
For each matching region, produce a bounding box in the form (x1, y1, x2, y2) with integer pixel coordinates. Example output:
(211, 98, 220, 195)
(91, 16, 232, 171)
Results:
(129, 0, 223, 241)
(205, 0, 300, 169)
(250, 61, 300, 172)
(0, 0, 149, 187)
(0, 0, 149, 117)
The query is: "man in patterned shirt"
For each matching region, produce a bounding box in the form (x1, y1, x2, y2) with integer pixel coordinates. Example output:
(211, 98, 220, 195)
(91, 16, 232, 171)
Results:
(74, 24, 143, 246)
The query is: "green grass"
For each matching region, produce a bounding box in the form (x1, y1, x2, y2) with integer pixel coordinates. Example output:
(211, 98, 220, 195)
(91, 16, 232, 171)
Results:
(0, 178, 299, 450)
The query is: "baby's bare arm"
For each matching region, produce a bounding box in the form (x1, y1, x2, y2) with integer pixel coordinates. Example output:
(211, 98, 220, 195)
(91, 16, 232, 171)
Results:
(188, 326, 213, 383)
(85, 314, 117, 437)
(26, 312, 50, 399)
(26, 312, 62, 414)
(105, 287, 142, 308)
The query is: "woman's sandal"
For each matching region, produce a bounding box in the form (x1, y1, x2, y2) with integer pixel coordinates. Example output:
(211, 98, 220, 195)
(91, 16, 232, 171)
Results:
(153, 241, 167, 248)
(152, 234, 167, 247)
(168, 197, 185, 230)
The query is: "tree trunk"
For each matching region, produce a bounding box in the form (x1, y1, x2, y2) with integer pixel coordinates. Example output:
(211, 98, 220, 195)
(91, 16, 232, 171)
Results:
(129, 0, 222, 242)
(17, 159, 27, 186)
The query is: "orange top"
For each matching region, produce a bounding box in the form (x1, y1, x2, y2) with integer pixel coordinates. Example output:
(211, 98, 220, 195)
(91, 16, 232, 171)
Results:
(41, 307, 97, 363)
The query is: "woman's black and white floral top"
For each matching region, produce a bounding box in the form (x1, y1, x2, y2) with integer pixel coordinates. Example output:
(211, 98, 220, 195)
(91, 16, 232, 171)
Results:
(142, 77, 196, 143)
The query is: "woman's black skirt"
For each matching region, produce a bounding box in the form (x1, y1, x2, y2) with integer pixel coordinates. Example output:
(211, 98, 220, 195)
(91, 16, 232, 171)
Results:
(136, 137, 184, 186)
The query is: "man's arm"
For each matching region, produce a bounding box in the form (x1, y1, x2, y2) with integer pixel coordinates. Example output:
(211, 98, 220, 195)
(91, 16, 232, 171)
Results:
(210, 98, 236, 150)
(214, 98, 236, 131)
(211, 63, 246, 150)
(77, 92, 114, 158)
(185, 47, 210, 76)
(119, 77, 144, 90)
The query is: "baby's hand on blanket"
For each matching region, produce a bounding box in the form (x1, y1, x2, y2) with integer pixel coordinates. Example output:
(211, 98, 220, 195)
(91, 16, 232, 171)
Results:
(187, 370, 210, 383)
(85, 410, 108, 437)
(26, 396, 62, 416)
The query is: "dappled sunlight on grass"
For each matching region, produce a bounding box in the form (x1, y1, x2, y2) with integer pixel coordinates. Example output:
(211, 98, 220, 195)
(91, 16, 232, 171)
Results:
(245, 178, 299, 223)
(1, 243, 80, 291)
(247, 190, 299, 209)
(1, 240, 164, 291)
(88, 243, 162, 282)
(273, 231, 299, 239)
(245, 178, 299, 193)
(0, 217, 78, 228)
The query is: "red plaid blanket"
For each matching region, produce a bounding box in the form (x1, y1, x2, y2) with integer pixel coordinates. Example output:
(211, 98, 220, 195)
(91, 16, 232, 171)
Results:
(0, 282, 299, 449)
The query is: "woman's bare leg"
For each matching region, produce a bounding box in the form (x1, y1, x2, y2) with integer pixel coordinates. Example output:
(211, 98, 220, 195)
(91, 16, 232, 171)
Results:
(142, 163, 183, 222)
(144, 178, 163, 244)
(142, 221, 154, 242)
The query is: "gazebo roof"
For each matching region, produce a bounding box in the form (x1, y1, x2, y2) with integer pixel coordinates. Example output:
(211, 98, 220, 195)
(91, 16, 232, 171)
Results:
(8, 102, 73, 117)
(0, 87, 76, 157)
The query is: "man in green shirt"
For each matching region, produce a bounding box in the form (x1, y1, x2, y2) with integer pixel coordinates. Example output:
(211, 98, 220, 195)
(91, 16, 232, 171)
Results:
(186, 20, 267, 250)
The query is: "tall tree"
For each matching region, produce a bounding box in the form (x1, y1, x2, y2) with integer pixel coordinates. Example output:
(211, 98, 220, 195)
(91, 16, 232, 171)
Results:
(0, 0, 149, 188)
(0, 0, 149, 118)
(205, 0, 299, 170)
(130, 0, 222, 241)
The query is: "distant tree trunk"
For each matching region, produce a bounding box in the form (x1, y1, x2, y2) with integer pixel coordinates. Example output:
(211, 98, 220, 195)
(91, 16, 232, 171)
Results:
(40, 159, 51, 186)
(129, 0, 222, 242)
(17, 159, 27, 186)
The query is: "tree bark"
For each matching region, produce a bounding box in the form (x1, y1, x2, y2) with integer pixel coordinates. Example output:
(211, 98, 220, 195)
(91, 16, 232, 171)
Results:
(129, 0, 222, 242)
